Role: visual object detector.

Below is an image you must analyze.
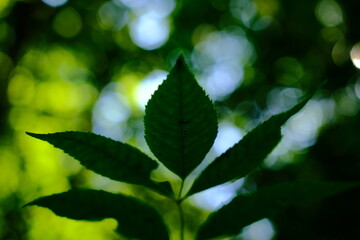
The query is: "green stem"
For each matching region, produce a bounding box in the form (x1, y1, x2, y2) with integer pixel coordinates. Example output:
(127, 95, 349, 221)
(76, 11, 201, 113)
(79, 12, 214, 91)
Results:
(177, 181, 185, 240)
(177, 200, 185, 240)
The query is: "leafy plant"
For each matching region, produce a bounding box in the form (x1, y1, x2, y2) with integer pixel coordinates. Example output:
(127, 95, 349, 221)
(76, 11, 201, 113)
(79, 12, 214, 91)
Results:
(25, 55, 359, 240)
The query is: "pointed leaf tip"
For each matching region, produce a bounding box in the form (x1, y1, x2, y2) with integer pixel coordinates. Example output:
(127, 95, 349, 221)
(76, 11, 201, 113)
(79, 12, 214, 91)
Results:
(27, 131, 172, 196)
(189, 94, 313, 196)
(144, 55, 218, 179)
(25, 189, 169, 240)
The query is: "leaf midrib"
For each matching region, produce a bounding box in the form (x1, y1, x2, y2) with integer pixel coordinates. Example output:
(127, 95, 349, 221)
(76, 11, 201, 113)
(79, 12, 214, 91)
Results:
(61, 134, 153, 180)
(178, 74, 186, 179)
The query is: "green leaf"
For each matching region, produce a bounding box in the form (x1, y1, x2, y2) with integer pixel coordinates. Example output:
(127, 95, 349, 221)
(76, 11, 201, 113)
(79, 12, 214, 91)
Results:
(26, 131, 172, 196)
(25, 189, 169, 240)
(144, 54, 218, 179)
(198, 181, 360, 239)
(188, 95, 311, 196)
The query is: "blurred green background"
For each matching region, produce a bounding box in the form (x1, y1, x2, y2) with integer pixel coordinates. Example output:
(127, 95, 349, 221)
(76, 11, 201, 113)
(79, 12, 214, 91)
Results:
(0, 0, 360, 239)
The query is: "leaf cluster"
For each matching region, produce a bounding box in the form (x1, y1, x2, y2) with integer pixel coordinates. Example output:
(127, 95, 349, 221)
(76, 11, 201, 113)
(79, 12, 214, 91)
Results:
(25, 55, 360, 240)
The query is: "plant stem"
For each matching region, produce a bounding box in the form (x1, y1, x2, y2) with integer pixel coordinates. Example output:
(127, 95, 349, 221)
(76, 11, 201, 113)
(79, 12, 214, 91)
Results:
(177, 181, 185, 240)
(177, 200, 185, 240)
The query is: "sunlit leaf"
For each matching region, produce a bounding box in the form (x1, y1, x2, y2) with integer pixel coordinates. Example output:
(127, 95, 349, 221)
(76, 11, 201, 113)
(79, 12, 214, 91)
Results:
(188, 95, 312, 196)
(144, 55, 218, 179)
(198, 181, 360, 239)
(26, 131, 172, 196)
(25, 189, 169, 240)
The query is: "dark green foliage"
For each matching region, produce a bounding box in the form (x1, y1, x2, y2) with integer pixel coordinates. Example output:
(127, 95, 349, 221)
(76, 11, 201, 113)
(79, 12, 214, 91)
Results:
(25, 189, 169, 240)
(25, 55, 359, 239)
(26, 132, 172, 196)
(144, 55, 218, 179)
(197, 181, 360, 239)
(188, 96, 311, 196)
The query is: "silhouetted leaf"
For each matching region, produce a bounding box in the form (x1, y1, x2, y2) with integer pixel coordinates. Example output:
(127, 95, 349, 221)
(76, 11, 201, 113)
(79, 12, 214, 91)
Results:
(198, 181, 360, 239)
(189, 95, 312, 196)
(144, 55, 218, 179)
(26, 132, 172, 196)
(25, 189, 169, 240)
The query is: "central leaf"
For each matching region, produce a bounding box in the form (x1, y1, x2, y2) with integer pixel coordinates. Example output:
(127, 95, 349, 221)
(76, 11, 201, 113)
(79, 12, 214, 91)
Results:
(144, 55, 218, 179)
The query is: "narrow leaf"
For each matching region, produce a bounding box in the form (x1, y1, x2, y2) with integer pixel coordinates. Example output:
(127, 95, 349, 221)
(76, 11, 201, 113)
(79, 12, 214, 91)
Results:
(198, 181, 360, 239)
(25, 189, 169, 240)
(144, 55, 218, 179)
(189, 95, 311, 196)
(26, 131, 172, 196)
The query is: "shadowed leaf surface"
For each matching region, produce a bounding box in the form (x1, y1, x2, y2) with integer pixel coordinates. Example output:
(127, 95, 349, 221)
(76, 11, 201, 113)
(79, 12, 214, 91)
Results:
(188, 95, 312, 196)
(198, 181, 360, 239)
(26, 132, 172, 196)
(144, 55, 218, 179)
(25, 189, 169, 240)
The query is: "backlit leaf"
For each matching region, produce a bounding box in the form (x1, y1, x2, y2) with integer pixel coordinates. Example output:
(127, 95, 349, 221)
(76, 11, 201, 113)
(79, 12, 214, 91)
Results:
(25, 189, 169, 240)
(189, 95, 312, 196)
(144, 55, 218, 179)
(198, 181, 360, 239)
(26, 131, 172, 196)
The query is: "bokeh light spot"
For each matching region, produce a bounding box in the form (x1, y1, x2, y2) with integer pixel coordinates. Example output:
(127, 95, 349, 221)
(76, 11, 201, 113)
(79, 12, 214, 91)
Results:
(0, 0, 11, 16)
(265, 98, 336, 168)
(120, 0, 175, 18)
(53, 8, 82, 38)
(254, 0, 279, 16)
(321, 27, 344, 43)
(129, 15, 170, 50)
(282, 100, 325, 149)
(274, 57, 303, 85)
(192, 24, 217, 45)
(193, 29, 255, 99)
(0, 148, 20, 199)
(316, 0, 343, 27)
(350, 42, 360, 69)
(34, 79, 95, 116)
(202, 64, 244, 100)
(354, 79, 360, 99)
(267, 87, 302, 115)
(241, 218, 275, 240)
(135, 70, 167, 109)
(92, 82, 131, 140)
(98, 1, 129, 31)
(335, 87, 360, 116)
(251, 16, 272, 31)
(119, 0, 148, 9)
(332, 41, 348, 66)
(230, 0, 257, 28)
(191, 178, 244, 211)
(7, 67, 35, 106)
(42, 0, 68, 7)
(213, 121, 243, 155)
